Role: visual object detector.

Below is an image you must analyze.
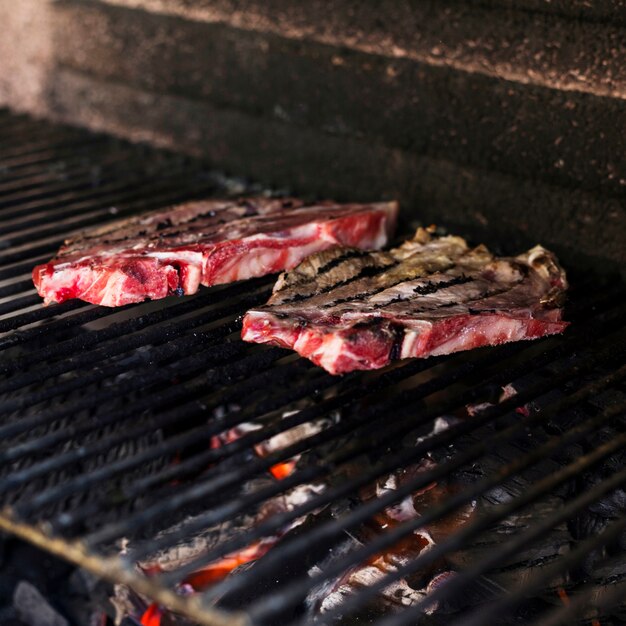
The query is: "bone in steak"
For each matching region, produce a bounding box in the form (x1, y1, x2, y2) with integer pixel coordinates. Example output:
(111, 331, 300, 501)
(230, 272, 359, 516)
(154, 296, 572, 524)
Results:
(32, 197, 398, 306)
(242, 228, 569, 374)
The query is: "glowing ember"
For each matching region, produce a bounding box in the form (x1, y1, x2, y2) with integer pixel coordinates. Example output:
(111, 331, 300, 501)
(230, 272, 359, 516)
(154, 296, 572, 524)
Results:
(140, 541, 274, 625)
(267, 459, 297, 480)
(182, 541, 274, 590)
(140, 602, 164, 626)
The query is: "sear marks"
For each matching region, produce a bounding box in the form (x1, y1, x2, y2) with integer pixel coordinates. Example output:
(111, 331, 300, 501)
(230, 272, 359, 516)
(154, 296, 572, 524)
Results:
(242, 227, 569, 374)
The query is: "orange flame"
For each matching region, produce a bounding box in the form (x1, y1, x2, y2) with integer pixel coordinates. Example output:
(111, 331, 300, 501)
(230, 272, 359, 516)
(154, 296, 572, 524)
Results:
(556, 588, 600, 626)
(183, 540, 273, 591)
(140, 429, 294, 625)
(557, 587, 570, 606)
(140, 603, 163, 626)
(139, 542, 272, 625)
(268, 459, 297, 480)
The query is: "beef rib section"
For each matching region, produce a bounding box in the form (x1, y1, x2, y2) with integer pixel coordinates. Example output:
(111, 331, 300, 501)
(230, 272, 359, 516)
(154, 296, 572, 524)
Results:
(33, 197, 398, 307)
(242, 228, 568, 374)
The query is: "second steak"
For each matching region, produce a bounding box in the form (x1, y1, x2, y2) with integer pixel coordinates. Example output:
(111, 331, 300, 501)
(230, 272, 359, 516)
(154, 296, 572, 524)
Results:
(242, 228, 569, 374)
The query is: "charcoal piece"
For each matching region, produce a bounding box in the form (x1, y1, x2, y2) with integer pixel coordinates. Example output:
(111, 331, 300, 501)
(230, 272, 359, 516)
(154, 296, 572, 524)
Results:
(13, 582, 69, 626)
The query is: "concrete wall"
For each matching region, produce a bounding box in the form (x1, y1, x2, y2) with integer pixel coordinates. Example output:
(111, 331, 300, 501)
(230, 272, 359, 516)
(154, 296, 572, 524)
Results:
(0, 0, 624, 271)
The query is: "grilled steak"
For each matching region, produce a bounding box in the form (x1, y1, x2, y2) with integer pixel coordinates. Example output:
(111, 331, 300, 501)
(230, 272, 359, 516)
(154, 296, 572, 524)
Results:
(33, 197, 398, 306)
(242, 228, 569, 374)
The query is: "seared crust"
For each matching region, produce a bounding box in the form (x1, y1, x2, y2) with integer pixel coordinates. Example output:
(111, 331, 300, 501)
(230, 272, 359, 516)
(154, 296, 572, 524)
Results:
(242, 228, 569, 374)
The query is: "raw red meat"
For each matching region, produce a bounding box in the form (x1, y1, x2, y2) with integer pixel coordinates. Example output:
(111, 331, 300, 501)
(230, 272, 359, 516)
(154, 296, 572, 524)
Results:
(33, 197, 398, 306)
(242, 228, 569, 374)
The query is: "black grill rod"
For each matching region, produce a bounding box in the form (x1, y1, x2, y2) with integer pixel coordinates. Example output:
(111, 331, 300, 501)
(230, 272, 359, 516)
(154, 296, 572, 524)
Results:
(6, 292, 620, 520)
(0, 297, 276, 413)
(12, 350, 309, 486)
(90, 326, 626, 556)
(0, 298, 85, 333)
(0, 326, 254, 492)
(0, 338, 279, 466)
(0, 131, 108, 163)
(0, 139, 192, 188)
(87, 320, 626, 551)
(119, 360, 440, 499)
(0, 142, 155, 197)
(0, 287, 270, 402)
(2, 347, 288, 507)
(11, 354, 321, 519)
(301, 454, 626, 626)
(0, 180, 222, 266)
(81, 349, 477, 546)
(149, 364, 626, 591)
(89, 347, 461, 504)
(0, 293, 41, 317)
(311, 419, 626, 626)
(0, 284, 256, 378)
(0, 119, 85, 147)
(0, 333, 271, 428)
(370, 452, 626, 626)
(0, 153, 207, 225)
(0, 279, 38, 300)
(73, 359, 439, 534)
(0, 159, 206, 230)
(0, 302, 122, 351)
(530, 560, 626, 626)
(0, 280, 270, 398)
(80, 336, 548, 546)
(196, 362, 626, 611)
(0, 280, 620, 412)
(0, 137, 109, 172)
(0, 172, 217, 245)
(0, 147, 147, 193)
(455, 516, 626, 626)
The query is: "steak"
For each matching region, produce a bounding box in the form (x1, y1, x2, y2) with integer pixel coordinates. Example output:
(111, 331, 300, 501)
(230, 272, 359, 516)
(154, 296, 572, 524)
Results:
(32, 197, 398, 306)
(242, 228, 569, 374)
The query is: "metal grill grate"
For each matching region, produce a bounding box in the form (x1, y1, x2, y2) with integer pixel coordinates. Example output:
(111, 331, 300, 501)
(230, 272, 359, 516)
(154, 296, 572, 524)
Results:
(0, 109, 624, 626)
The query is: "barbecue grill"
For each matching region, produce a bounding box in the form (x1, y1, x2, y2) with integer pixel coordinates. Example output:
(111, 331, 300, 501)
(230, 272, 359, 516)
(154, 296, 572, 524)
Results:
(1, 110, 625, 626)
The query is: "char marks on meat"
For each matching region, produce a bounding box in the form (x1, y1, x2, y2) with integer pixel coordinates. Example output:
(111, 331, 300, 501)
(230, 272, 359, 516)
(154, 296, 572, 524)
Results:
(242, 228, 569, 374)
(33, 197, 398, 306)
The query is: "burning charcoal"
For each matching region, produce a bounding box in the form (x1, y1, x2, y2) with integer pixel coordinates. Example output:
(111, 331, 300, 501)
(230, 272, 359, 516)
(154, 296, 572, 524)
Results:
(114, 471, 328, 624)
(211, 409, 334, 480)
(13, 581, 69, 626)
(304, 432, 480, 621)
(306, 532, 458, 621)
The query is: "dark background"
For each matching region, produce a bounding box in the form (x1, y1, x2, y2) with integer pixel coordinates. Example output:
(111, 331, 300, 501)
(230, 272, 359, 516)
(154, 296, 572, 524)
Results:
(0, 0, 624, 271)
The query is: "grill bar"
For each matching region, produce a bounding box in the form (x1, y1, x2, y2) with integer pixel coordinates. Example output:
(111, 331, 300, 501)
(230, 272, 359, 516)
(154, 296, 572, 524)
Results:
(213, 365, 626, 618)
(375, 459, 626, 626)
(0, 182, 220, 266)
(0, 168, 202, 234)
(161, 374, 624, 594)
(152, 329, 622, 573)
(0, 112, 623, 626)
(456, 515, 626, 626)
(533, 569, 626, 626)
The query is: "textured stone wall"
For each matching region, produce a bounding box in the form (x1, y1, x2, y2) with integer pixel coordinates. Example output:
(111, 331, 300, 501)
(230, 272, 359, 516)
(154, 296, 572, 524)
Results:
(0, 0, 54, 115)
(0, 0, 624, 271)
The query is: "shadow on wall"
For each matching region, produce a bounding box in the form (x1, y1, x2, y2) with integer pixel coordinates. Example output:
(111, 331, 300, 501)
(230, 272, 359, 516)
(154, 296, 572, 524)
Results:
(0, 0, 624, 273)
